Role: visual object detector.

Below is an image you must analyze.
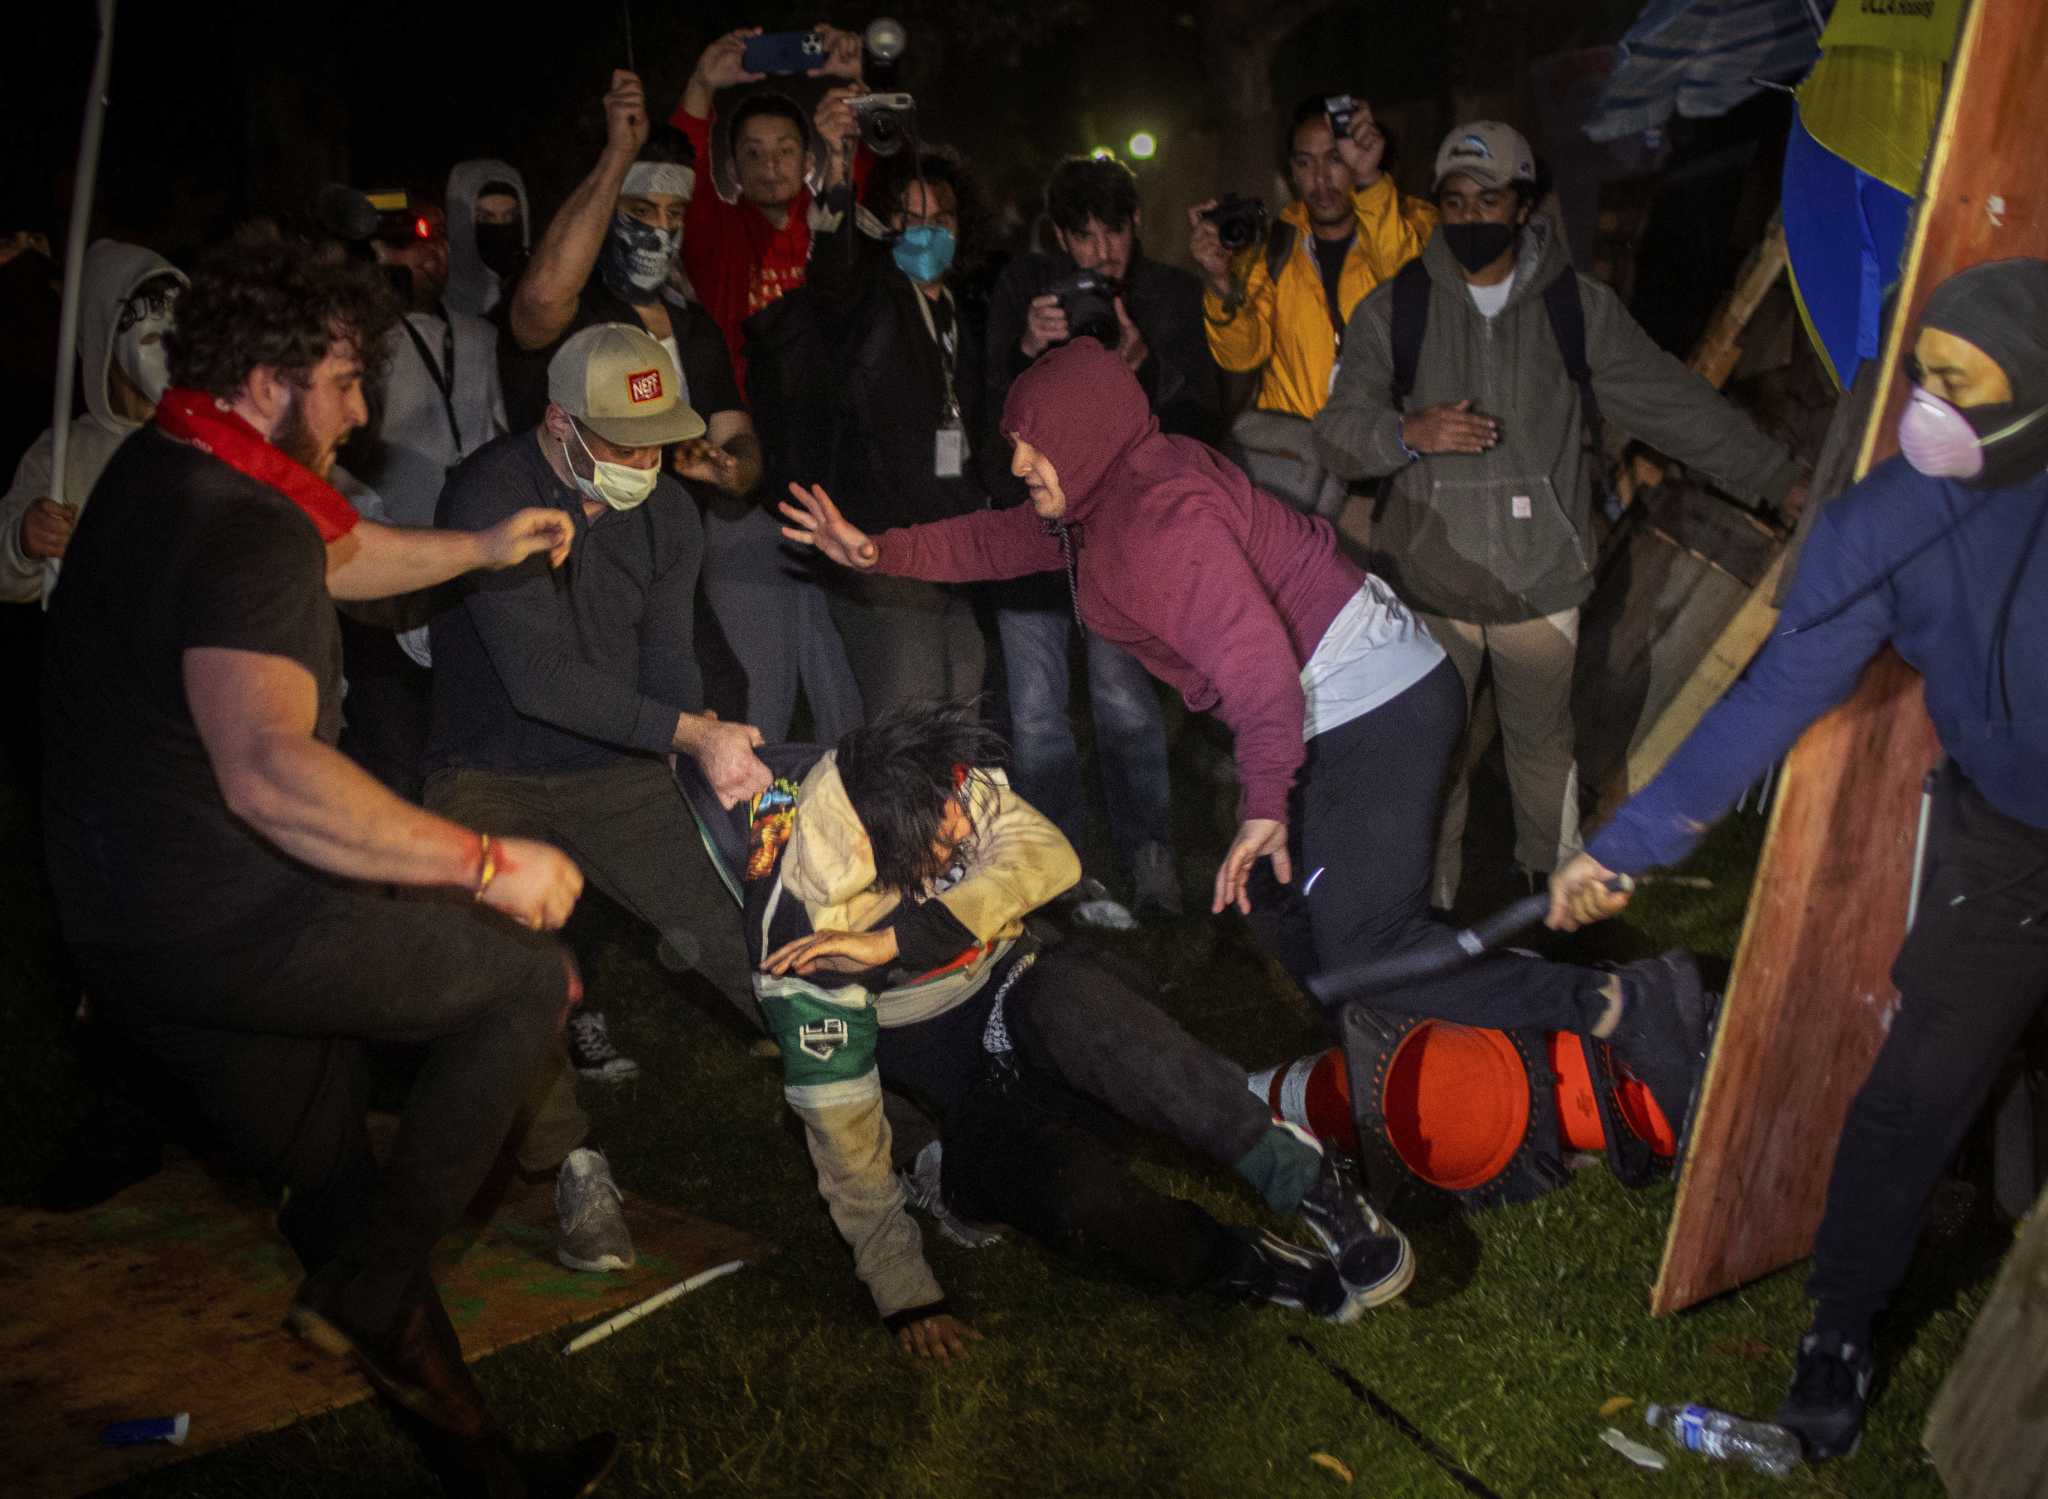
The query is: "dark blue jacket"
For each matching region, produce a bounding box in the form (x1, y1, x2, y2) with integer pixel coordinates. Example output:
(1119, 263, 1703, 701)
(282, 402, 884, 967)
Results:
(1590, 457, 2048, 873)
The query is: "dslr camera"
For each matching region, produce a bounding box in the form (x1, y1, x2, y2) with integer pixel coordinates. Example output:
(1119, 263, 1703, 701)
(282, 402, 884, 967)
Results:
(1201, 194, 1269, 253)
(1045, 269, 1122, 347)
(848, 92, 917, 157)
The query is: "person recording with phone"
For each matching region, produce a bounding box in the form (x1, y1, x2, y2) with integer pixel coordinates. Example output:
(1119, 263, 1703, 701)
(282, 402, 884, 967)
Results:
(1191, 94, 1434, 425)
(805, 90, 991, 719)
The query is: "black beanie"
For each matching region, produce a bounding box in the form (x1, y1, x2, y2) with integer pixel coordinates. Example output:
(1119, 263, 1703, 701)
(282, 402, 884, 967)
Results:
(1920, 257, 2048, 405)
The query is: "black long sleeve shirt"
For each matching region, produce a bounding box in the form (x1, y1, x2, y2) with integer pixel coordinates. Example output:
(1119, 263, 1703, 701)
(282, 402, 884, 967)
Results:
(424, 429, 705, 776)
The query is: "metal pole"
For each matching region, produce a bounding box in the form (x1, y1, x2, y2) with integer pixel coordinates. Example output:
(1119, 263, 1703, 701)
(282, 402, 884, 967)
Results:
(49, 0, 119, 514)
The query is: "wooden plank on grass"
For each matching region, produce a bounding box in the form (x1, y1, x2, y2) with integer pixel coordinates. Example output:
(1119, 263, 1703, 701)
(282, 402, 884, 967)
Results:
(1922, 1186, 2048, 1495)
(0, 1150, 769, 1496)
(1651, 0, 2048, 1315)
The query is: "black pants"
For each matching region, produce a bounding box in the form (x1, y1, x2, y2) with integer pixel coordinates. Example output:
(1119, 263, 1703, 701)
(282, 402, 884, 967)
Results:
(1809, 765, 2048, 1333)
(1250, 657, 1600, 1033)
(77, 881, 569, 1330)
(876, 941, 1275, 1293)
(338, 617, 433, 803)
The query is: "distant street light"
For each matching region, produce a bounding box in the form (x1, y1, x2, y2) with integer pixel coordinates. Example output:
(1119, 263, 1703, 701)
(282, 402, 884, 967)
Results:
(1128, 132, 1157, 160)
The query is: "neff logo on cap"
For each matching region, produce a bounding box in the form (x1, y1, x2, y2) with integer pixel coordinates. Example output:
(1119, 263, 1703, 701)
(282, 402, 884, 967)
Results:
(626, 368, 663, 404)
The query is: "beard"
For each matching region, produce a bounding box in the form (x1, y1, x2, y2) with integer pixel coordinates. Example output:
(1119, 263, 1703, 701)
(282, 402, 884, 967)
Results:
(270, 390, 331, 477)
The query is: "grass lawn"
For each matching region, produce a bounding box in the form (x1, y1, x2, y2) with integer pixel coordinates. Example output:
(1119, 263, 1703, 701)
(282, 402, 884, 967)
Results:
(0, 729, 2006, 1499)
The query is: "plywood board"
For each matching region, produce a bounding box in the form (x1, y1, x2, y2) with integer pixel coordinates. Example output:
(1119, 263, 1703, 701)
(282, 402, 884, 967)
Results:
(0, 1151, 769, 1496)
(1651, 0, 2048, 1314)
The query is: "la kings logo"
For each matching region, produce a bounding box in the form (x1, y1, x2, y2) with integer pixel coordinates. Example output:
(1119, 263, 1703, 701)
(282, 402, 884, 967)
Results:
(797, 1017, 850, 1062)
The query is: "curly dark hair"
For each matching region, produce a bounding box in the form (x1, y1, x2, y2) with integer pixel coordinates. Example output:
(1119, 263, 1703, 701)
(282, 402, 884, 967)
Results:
(869, 144, 989, 278)
(836, 700, 1009, 894)
(165, 235, 398, 400)
(1045, 154, 1139, 236)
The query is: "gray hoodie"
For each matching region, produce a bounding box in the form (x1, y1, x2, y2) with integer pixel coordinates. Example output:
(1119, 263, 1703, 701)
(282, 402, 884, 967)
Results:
(444, 158, 529, 319)
(1, 241, 185, 605)
(1313, 219, 1799, 623)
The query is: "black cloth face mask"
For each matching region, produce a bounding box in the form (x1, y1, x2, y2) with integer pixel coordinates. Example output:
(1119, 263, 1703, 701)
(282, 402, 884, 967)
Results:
(1442, 221, 1516, 275)
(474, 221, 525, 279)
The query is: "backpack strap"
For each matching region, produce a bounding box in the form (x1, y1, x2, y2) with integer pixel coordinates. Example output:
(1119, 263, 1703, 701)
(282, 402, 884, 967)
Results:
(1373, 258, 1435, 523)
(1540, 267, 1603, 453)
(1263, 219, 1297, 291)
(1386, 257, 1432, 409)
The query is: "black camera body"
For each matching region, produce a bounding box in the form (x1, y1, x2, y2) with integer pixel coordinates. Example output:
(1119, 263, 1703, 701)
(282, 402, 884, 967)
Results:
(1202, 194, 1270, 253)
(1045, 269, 1122, 347)
(849, 92, 917, 157)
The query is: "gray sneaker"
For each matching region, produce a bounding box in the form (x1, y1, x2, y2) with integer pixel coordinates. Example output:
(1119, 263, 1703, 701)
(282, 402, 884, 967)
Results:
(898, 1140, 1002, 1249)
(566, 1012, 640, 1083)
(1131, 841, 1183, 920)
(556, 1148, 636, 1272)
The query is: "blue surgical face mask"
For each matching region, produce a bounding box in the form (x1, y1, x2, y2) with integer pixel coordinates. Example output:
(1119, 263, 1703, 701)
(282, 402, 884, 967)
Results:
(892, 225, 957, 285)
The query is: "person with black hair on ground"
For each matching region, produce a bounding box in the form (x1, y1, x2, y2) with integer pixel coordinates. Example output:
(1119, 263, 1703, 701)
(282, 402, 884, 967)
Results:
(677, 701, 1413, 1361)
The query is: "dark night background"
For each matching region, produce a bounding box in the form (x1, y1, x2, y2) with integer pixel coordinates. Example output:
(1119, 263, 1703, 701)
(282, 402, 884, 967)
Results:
(5, 0, 1781, 359)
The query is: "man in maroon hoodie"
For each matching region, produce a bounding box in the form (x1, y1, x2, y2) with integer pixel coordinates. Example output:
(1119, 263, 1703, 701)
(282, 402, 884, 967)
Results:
(779, 338, 1710, 1132)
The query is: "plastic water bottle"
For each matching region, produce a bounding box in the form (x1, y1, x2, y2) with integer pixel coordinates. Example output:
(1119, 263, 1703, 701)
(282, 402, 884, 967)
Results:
(1645, 1402, 1802, 1477)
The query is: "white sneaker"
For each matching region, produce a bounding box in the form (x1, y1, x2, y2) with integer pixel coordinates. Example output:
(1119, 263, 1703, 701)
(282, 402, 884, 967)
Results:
(566, 1012, 640, 1083)
(556, 1148, 636, 1272)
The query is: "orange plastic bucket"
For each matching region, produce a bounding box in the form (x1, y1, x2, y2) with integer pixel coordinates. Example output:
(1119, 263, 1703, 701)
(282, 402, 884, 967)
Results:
(1546, 1032, 1677, 1157)
(1381, 1022, 1532, 1192)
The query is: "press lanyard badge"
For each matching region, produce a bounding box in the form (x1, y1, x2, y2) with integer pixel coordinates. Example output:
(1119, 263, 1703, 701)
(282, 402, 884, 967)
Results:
(915, 285, 967, 478)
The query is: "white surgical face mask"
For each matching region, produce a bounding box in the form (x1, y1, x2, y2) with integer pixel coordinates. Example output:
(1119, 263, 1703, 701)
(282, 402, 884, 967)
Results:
(563, 423, 658, 511)
(115, 316, 174, 407)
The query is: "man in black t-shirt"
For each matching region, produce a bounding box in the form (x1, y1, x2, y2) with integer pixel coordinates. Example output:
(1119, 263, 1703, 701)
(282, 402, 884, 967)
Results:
(41, 240, 616, 1488)
(426, 324, 773, 1269)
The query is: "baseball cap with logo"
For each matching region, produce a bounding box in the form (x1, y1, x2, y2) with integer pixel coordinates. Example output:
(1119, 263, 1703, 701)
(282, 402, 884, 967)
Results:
(546, 322, 706, 447)
(1432, 121, 1537, 193)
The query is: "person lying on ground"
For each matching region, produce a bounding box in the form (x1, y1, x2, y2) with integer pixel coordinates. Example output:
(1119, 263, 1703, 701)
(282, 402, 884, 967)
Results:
(677, 701, 1413, 1360)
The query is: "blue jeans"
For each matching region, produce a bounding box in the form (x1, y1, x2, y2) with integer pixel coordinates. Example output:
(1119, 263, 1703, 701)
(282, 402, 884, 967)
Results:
(996, 599, 1171, 869)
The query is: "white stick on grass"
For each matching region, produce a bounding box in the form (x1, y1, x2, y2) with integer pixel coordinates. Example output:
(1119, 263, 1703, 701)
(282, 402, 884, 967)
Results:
(562, 1259, 746, 1355)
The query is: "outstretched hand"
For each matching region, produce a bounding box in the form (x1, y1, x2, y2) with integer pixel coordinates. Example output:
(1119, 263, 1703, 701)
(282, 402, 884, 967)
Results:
(1213, 817, 1290, 916)
(779, 482, 879, 570)
(481, 508, 574, 570)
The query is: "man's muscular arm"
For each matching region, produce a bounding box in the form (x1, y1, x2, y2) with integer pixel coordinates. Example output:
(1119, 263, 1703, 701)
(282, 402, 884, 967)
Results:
(185, 646, 581, 928)
(324, 509, 572, 602)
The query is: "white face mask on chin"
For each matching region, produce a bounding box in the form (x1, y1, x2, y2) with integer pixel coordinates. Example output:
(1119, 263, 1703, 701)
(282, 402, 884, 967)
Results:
(563, 422, 659, 511)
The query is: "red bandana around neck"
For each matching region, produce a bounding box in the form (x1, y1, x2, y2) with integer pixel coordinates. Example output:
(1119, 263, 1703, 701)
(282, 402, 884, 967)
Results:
(153, 387, 361, 542)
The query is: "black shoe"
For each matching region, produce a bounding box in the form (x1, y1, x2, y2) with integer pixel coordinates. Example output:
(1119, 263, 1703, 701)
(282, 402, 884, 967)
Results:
(286, 1260, 491, 1438)
(1604, 952, 1710, 1145)
(1293, 1135, 1414, 1320)
(1777, 1329, 1875, 1462)
(1217, 1226, 1350, 1320)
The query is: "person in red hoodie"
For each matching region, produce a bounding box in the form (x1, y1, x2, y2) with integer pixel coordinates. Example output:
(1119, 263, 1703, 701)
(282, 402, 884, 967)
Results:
(779, 337, 1710, 1130)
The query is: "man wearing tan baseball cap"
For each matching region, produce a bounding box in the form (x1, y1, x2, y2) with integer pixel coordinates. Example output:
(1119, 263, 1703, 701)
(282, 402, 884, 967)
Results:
(422, 320, 771, 1279)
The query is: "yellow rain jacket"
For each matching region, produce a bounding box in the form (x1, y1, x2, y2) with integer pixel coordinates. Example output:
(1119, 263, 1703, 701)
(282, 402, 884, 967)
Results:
(1203, 176, 1437, 420)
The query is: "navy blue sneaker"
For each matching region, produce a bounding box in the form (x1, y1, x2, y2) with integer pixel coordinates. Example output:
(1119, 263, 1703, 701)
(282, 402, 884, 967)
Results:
(1291, 1132, 1414, 1321)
